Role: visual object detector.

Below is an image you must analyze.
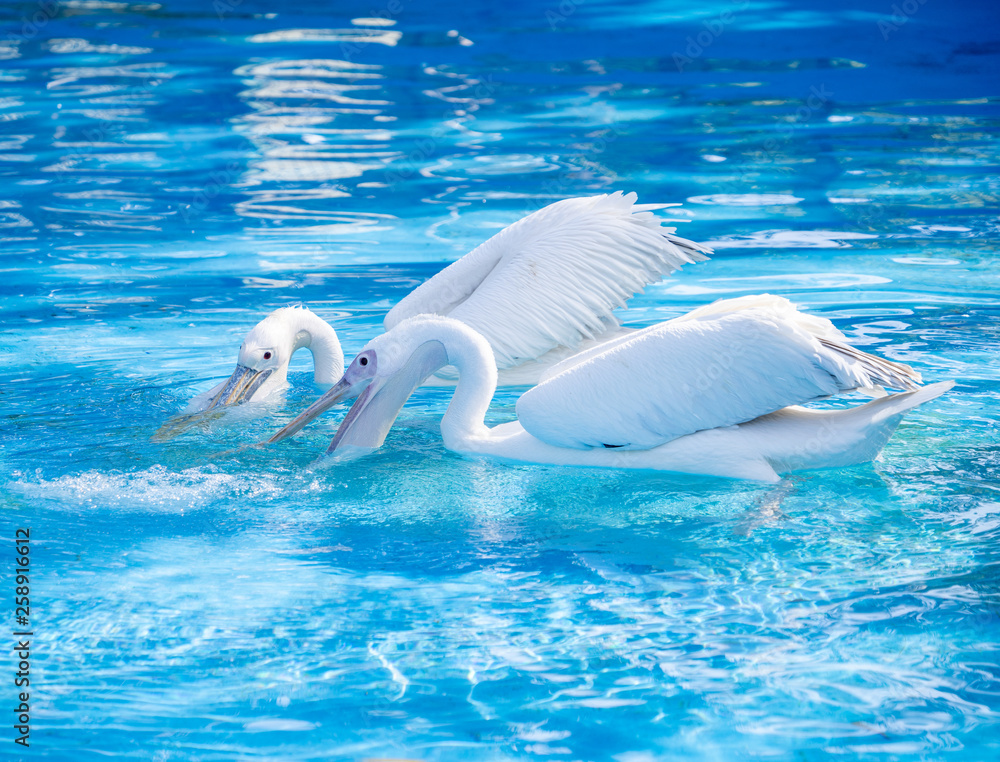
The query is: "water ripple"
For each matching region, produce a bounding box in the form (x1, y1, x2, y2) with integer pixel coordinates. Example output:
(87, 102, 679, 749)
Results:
(4, 1, 999, 758)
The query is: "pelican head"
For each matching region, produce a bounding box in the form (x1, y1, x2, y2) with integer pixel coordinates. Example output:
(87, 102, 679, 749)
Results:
(201, 306, 344, 412)
(267, 315, 489, 454)
(154, 307, 344, 441)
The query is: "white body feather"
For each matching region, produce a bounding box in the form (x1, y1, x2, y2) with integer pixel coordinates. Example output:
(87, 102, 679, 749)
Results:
(516, 295, 920, 450)
(458, 382, 952, 482)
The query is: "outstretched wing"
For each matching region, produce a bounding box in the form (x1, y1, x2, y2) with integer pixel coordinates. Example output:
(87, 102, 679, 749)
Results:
(383, 191, 710, 369)
(516, 297, 921, 450)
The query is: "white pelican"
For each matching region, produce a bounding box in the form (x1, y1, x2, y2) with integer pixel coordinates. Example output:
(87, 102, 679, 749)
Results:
(161, 191, 707, 434)
(153, 306, 343, 440)
(266, 296, 952, 482)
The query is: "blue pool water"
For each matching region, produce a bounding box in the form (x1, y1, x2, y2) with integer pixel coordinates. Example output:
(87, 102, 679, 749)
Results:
(2, 0, 999, 759)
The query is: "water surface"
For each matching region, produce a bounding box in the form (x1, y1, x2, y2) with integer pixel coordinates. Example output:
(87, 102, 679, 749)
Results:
(2, 0, 999, 759)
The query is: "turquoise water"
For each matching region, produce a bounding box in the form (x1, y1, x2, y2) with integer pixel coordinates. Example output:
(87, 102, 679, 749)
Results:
(2, 0, 999, 759)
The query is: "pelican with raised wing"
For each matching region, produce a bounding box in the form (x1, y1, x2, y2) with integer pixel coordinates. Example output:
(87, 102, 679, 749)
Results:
(159, 191, 708, 437)
(266, 296, 952, 482)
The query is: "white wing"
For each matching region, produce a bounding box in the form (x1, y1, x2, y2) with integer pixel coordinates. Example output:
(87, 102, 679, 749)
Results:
(516, 297, 921, 450)
(383, 191, 710, 369)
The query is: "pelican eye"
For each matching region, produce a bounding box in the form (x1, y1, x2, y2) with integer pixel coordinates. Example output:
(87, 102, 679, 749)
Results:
(359, 356, 368, 366)
(263, 351, 272, 360)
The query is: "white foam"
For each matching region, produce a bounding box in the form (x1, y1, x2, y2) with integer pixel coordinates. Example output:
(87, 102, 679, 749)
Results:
(12, 465, 281, 513)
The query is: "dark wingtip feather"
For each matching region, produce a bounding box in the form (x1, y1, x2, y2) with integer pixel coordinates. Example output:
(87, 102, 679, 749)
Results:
(664, 231, 713, 263)
(818, 337, 922, 391)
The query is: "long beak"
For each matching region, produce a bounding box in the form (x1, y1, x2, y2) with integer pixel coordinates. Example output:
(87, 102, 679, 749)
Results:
(324, 340, 447, 456)
(266, 375, 365, 444)
(153, 365, 273, 442)
(267, 339, 447, 456)
(204, 365, 273, 411)
(152, 410, 226, 443)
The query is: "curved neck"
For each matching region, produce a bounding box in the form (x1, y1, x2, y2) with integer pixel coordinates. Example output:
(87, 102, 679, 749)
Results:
(437, 325, 499, 449)
(290, 310, 344, 384)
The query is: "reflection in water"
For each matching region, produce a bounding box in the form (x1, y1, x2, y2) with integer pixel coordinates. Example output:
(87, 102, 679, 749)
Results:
(228, 16, 510, 241)
(247, 28, 403, 46)
(234, 189, 395, 235)
(232, 51, 400, 235)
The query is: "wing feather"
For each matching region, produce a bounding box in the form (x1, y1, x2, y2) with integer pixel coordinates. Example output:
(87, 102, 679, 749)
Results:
(384, 192, 710, 368)
(516, 298, 921, 450)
